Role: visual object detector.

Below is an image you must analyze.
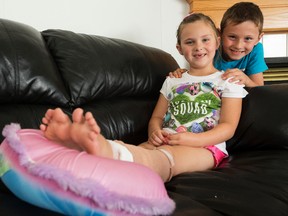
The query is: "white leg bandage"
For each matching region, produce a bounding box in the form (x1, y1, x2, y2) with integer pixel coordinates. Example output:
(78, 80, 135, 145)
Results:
(108, 140, 133, 162)
(157, 148, 175, 181)
(157, 148, 175, 166)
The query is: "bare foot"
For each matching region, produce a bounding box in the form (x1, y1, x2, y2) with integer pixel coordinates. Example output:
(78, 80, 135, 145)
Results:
(70, 108, 113, 158)
(40, 108, 79, 149)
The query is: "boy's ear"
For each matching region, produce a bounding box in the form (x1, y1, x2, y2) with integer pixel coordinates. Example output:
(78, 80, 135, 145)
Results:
(259, 32, 264, 40)
(176, 44, 183, 55)
(216, 36, 221, 49)
(256, 32, 264, 44)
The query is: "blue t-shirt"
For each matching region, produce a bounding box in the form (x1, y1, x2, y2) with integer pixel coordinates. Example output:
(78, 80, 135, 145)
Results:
(213, 43, 268, 76)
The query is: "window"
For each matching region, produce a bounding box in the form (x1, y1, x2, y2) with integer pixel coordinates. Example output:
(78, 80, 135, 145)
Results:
(262, 34, 288, 84)
(262, 34, 287, 58)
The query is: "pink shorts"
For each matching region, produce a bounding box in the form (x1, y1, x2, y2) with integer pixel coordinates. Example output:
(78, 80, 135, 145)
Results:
(206, 146, 228, 168)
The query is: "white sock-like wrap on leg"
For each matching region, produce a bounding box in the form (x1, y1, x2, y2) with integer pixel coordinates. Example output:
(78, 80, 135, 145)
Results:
(108, 140, 133, 162)
(157, 148, 175, 181)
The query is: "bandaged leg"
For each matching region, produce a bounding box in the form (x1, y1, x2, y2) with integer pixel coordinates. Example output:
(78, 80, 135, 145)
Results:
(128, 145, 173, 182)
(157, 148, 175, 182)
(108, 140, 133, 162)
(108, 140, 175, 182)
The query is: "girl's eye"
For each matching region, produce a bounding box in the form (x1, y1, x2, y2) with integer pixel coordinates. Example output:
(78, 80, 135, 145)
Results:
(228, 35, 236, 40)
(185, 40, 194, 45)
(203, 38, 210, 42)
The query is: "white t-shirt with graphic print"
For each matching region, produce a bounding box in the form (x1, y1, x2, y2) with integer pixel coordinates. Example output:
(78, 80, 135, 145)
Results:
(160, 71, 248, 155)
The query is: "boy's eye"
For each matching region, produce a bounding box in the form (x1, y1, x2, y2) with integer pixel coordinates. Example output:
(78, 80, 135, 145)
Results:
(244, 37, 253, 41)
(228, 35, 236, 40)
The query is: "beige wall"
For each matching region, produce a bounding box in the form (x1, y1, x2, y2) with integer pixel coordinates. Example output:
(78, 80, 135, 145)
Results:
(0, 0, 190, 68)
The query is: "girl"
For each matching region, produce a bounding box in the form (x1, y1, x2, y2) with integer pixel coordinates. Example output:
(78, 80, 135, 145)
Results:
(41, 13, 248, 182)
(170, 2, 268, 87)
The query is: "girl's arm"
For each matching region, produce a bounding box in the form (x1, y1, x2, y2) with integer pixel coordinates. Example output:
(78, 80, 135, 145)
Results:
(167, 97, 242, 147)
(147, 94, 170, 146)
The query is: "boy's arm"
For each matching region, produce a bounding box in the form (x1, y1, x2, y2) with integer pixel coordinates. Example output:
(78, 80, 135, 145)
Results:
(247, 73, 264, 86)
(168, 68, 187, 78)
(167, 97, 242, 147)
(222, 69, 264, 87)
(170, 68, 264, 87)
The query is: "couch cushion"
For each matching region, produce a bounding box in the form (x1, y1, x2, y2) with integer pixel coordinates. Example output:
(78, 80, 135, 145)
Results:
(167, 149, 288, 216)
(41, 29, 178, 106)
(80, 99, 156, 144)
(227, 84, 288, 153)
(0, 104, 56, 142)
(0, 19, 69, 106)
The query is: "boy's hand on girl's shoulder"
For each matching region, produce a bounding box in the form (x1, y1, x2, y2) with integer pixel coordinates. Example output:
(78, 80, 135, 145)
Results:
(221, 68, 248, 85)
(168, 68, 187, 78)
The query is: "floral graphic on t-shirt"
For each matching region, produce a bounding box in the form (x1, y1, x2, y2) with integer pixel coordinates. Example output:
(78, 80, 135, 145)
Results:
(162, 82, 223, 133)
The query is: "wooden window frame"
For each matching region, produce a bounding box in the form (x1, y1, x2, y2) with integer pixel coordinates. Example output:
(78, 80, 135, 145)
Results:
(185, 0, 288, 33)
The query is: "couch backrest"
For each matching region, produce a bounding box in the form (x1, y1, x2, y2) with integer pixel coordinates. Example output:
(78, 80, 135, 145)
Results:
(42, 30, 178, 107)
(227, 84, 288, 153)
(0, 19, 69, 106)
(0, 18, 179, 143)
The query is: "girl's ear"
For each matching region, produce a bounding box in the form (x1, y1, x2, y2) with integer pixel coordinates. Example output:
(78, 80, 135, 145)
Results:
(176, 44, 183, 55)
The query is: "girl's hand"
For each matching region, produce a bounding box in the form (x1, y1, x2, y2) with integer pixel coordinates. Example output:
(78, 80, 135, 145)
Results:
(221, 68, 249, 86)
(166, 132, 197, 146)
(168, 68, 187, 78)
(148, 129, 170, 147)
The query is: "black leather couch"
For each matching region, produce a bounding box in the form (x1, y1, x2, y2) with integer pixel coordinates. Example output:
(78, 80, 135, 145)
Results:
(1, 18, 288, 216)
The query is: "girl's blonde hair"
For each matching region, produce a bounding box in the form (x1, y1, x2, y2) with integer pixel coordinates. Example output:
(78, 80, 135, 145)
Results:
(176, 13, 219, 45)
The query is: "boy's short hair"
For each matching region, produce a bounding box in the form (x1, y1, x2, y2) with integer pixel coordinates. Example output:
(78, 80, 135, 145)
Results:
(220, 2, 264, 34)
